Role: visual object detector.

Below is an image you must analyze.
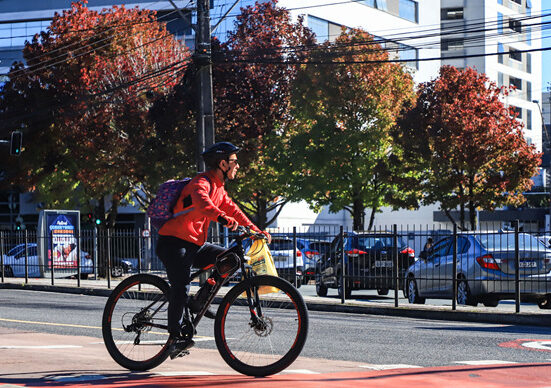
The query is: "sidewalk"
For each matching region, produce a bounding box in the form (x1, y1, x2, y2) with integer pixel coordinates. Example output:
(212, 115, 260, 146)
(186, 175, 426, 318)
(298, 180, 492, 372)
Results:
(1, 275, 551, 327)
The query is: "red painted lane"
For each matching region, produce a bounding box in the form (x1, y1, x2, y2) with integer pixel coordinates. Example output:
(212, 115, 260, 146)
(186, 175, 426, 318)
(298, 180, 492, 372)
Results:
(499, 339, 551, 352)
(49, 363, 551, 388)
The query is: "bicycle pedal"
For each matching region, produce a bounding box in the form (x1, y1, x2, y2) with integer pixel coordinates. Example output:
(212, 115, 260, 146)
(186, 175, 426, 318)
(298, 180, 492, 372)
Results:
(170, 349, 190, 360)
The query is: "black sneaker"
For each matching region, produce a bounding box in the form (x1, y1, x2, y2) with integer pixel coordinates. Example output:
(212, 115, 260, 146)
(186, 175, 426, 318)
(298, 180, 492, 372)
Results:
(168, 338, 195, 360)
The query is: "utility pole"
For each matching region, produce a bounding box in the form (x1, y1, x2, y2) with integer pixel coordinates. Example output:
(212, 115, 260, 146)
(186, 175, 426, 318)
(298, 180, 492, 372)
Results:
(195, 0, 215, 172)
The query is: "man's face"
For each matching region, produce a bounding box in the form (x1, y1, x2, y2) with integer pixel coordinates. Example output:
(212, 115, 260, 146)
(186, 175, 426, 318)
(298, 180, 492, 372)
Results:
(223, 153, 239, 180)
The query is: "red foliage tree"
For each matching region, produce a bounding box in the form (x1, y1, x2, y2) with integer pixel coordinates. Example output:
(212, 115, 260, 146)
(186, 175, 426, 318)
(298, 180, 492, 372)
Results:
(395, 66, 541, 230)
(0, 0, 189, 223)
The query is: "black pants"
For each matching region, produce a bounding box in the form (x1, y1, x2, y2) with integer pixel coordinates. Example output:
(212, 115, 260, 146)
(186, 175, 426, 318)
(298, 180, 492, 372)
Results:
(156, 235, 225, 336)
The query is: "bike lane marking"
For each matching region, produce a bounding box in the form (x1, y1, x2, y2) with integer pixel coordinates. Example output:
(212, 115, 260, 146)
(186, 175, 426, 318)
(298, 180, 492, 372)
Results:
(358, 364, 422, 370)
(454, 360, 518, 365)
(499, 339, 551, 352)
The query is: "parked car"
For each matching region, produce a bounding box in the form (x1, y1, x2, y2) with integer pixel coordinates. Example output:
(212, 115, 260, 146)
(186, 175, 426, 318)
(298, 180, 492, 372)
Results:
(316, 232, 415, 298)
(1, 243, 94, 278)
(404, 232, 551, 308)
(301, 240, 332, 284)
(245, 236, 304, 287)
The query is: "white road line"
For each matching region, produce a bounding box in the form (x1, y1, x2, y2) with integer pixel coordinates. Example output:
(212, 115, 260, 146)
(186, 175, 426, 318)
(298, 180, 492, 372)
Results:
(0, 345, 82, 349)
(358, 364, 422, 370)
(155, 371, 215, 376)
(278, 369, 320, 374)
(454, 360, 518, 365)
(46, 375, 107, 382)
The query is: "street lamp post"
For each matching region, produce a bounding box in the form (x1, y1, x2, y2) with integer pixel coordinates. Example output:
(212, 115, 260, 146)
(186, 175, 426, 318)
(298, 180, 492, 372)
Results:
(533, 100, 550, 231)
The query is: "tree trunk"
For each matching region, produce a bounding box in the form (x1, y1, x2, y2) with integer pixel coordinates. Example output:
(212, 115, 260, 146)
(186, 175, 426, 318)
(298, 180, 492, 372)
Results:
(256, 197, 268, 230)
(459, 203, 465, 231)
(468, 201, 477, 231)
(352, 197, 365, 231)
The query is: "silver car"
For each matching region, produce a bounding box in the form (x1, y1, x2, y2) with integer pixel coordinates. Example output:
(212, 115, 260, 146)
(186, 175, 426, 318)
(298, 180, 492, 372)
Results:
(404, 232, 551, 308)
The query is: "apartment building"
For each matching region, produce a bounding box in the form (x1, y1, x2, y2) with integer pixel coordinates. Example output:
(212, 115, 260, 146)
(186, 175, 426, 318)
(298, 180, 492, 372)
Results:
(440, 0, 543, 151)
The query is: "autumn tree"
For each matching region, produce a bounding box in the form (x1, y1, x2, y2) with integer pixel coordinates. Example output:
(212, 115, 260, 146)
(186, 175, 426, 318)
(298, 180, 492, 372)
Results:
(394, 66, 541, 230)
(278, 29, 417, 231)
(154, 0, 314, 229)
(0, 0, 189, 224)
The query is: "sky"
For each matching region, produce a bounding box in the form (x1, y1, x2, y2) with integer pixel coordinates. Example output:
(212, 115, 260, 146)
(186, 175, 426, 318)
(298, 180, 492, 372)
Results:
(543, 0, 551, 92)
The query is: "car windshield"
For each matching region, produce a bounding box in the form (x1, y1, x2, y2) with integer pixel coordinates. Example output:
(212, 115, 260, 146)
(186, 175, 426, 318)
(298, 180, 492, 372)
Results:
(270, 239, 294, 251)
(355, 236, 406, 250)
(477, 233, 546, 250)
(7, 245, 24, 256)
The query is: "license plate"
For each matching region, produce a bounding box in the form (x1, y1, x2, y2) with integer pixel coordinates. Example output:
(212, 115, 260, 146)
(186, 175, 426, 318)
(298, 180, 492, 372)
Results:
(375, 260, 393, 268)
(519, 261, 537, 268)
(273, 255, 289, 262)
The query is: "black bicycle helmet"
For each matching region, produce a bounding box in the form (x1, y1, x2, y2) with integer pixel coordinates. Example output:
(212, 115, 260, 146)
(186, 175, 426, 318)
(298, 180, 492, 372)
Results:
(202, 142, 241, 174)
(201, 142, 241, 157)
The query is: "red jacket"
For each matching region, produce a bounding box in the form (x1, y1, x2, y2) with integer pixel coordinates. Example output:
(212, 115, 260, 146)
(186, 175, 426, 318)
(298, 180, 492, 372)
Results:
(159, 170, 260, 245)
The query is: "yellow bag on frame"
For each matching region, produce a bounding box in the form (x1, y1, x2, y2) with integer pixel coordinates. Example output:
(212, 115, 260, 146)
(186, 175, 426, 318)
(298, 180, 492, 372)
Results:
(245, 239, 279, 294)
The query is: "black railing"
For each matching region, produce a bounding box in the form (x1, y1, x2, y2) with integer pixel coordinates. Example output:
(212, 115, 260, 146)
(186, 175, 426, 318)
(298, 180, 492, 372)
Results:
(2, 222, 551, 312)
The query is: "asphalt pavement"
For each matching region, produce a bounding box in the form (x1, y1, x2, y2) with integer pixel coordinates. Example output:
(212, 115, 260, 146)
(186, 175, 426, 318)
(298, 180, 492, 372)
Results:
(1, 275, 550, 327)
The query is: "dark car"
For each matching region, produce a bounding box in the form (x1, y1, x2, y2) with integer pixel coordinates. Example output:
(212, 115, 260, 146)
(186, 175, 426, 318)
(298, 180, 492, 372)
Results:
(302, 240, 332, 284)
(316, 232, 415, 298)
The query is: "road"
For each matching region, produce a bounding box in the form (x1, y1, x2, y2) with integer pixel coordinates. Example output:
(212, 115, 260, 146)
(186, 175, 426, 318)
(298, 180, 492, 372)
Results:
(1, 289, 551, 387)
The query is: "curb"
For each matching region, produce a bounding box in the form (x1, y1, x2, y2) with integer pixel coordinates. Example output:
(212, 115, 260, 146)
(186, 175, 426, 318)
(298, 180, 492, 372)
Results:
(2, 282, 551, 327)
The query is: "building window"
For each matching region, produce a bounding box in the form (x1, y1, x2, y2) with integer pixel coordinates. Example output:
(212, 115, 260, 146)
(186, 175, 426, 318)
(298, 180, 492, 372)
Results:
(527, 109, 532, 130)
(399, 0, 418, 23)
(512, 106, 523, 119)
(498, 72, 504, 86)
(527, 81, 531, 101)
(498, 0, 503, 4)
(510, 76, 522, 90)
(442, 38, 464, 51)
(442, 8, 464, 20)
(0, 20, 51, 48)
(509, 48, 522, 62)
(527, 53, 532, 73)
(399, 43, 418, 69)
(376, 0, 388, 11)
(509, 18, 522, 33)
(511, 0, 522, 4)
(361, 0, 375, 7)
(498, 42, 504, 64)
(308, 15, 329, 42)
(525, 26, 531, 45)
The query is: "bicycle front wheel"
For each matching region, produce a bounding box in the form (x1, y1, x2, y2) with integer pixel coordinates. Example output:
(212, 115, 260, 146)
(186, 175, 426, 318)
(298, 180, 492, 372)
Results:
(102, 274, 172, 371)
(214, 275, 309, 376)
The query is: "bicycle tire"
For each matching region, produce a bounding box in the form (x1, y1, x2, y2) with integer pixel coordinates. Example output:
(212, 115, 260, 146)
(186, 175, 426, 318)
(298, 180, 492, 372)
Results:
(214, 275, 309, 376)
(102, 274, 172, 371)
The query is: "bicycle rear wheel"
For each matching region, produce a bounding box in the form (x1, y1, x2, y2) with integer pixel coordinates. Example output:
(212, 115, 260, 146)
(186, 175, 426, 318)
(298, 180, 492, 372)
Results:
(102, 274, 172, 371)
(214, 275, 309, 376)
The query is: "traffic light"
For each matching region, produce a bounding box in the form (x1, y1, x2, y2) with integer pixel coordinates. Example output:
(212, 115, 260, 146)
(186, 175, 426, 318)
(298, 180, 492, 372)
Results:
(14, 215, 25, 231)
(10, 131, 23, 156)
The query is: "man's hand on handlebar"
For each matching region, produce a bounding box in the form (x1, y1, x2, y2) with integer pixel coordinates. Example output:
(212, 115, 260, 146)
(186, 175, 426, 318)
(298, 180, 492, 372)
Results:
(260, 231, 272, 244)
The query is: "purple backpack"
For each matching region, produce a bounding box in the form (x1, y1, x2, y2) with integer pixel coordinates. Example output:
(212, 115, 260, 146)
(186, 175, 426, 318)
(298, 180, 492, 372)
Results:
(147, 179, 192, 230)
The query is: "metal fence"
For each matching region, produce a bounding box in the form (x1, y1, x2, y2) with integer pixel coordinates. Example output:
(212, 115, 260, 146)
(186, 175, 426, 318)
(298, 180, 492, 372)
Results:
(2, 222, 551, 312)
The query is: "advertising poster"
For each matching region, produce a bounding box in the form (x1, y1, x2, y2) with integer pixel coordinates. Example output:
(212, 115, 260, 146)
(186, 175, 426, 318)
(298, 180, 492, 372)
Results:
(47, 213, 79, 269)
(37, 211, 81, 274)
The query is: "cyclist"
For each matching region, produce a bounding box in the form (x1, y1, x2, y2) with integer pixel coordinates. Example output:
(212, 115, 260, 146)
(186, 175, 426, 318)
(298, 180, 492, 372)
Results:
(156, 141, 271, 359)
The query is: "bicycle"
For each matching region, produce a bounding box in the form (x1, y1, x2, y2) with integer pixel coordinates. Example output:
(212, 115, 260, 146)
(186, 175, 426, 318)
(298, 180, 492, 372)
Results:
(101, 226, 309, 377)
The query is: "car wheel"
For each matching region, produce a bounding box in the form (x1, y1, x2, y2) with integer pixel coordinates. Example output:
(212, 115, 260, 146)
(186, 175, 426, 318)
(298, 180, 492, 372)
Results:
(315, 273, 328, 297)
(337, 277, 351, 299)
(457, 279, 477, 306)
(377, 288, 389, 296)
(407, 277, 425, 304)
(482, 297, 499, 307)
(111, 266, 123, 278)
(537, 295, 551, 309)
